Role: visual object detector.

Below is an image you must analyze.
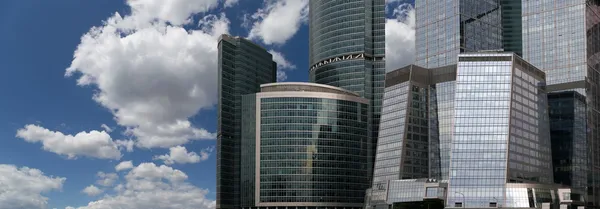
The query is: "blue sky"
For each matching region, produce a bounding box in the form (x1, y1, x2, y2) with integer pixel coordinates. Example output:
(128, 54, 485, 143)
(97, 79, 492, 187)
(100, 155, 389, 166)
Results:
(0, 0, 414, 208)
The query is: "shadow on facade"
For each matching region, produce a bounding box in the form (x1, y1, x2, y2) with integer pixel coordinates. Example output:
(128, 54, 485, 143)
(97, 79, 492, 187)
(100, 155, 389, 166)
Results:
(392, 200, 445, 209)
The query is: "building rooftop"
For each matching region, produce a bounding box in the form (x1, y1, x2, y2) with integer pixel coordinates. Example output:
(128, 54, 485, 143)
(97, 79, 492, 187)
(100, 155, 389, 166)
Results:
(218, 34, 268, 51)
(260, 82, 360, 97)
(385, 64, 457, 87)
(459, 52, 546, 80)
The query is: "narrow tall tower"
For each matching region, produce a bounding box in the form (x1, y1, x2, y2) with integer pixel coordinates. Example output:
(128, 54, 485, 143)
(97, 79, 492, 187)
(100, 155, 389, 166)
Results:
(308, 0, 386, 183)
(216, 34, 277, 209)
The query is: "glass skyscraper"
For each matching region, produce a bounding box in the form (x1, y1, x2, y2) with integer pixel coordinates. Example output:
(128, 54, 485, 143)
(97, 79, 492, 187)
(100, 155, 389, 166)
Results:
(366, 53, 577, 209)
(522, 1, 600, 206)
(447, 53, 553, 208)
(365, 0, 599, 208)
(500, 0, 522, 56)
(548, 91, 588, 195)
(414, 0, 520, 183)
(368, 64, 456, 207)
(308, 0, 385, 182)
(415, 0, 505, 68)
(217, 34, 277, 209)
(240, 82, 370, 209)
(428, 72, 457, 181)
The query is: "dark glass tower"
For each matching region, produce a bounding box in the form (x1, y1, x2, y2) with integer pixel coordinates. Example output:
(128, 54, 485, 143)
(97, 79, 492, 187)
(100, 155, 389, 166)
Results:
(308, 0, 385, 183)
(500, 0, 522, 56)
(217, 34, 277, 209)
(548, 91, 588, 194)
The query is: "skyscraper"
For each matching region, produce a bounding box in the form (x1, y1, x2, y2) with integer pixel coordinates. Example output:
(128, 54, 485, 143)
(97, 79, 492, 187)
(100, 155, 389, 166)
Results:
(217, 34, 277, 209)
(240, 82, 370, 209)
(446, 52, 554, 208)
(415, 0, 514, 183)
(308, 0, 385, 183)
(368, 64, 456, 207)
(521, 1, 600, 206)
(500, 0, 522, 56)
(548, 91, 588, 194)
(365, 0, 598, 208)
(366, 53, 577, 209)
(415, 0, 504, 68)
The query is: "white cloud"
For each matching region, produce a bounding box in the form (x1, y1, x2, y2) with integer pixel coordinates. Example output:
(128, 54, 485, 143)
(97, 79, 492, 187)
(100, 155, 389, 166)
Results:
(71, 163, 215, 209)
(240, 13, 252, 29)
(15, 124, 122, 160)
(199, 146, 215, 161)
(269, 50, 295, 70)
(115, 140, 135, 152)
(386, 3, 416, 71)
(276, 71, 288, 82)
(115, 161, 134, 172)
(223, 0, 239, 8)
(65, 0, 229, 149)
(268, 49, 295, 81)
(153, 145, 213, 165)
(247, 0, 309, 45)
(82, 185, 103, 196)
(96, 172, 119, 187)
(127, 163, 188, 182)
(100, 124, 113, 133)
(0, 164, 65, 209)
(125, 0, 220, 26)
(385, 0, 407, 13)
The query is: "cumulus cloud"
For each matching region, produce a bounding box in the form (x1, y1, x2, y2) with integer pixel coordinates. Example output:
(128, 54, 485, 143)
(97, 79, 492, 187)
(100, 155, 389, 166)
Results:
(199, 146, 215, 161)
(386, 3, 416, 71)
(127, 163, 188, 182)
(96, 172, 119, 187)
(125, 0, 220, 26)
(70, 163, 215, 209)
(115, 161, 134, 172)
(223, 0, 239, 8)
(82, 185, 103, 196)
(15, 124, 122, 160)
(385, 0, 408, 13)
(100, 124, 113, 133)
(247, 0, 309, 45)
(240, 13, 252, 29)
(268, 49, 296, 81)
(115, 140, 135, 152)
(0, 164, 65, 209)
(153, 145, 213, 165)
(269, 50, 295, 70)
(65, 0, 228, 148)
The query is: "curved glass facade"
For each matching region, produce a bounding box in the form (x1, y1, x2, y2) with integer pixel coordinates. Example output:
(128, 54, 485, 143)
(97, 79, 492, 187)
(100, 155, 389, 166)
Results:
(259, 97, 368, 205)
(309, 0, 385, 183)
(241, 83, 371, 209)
